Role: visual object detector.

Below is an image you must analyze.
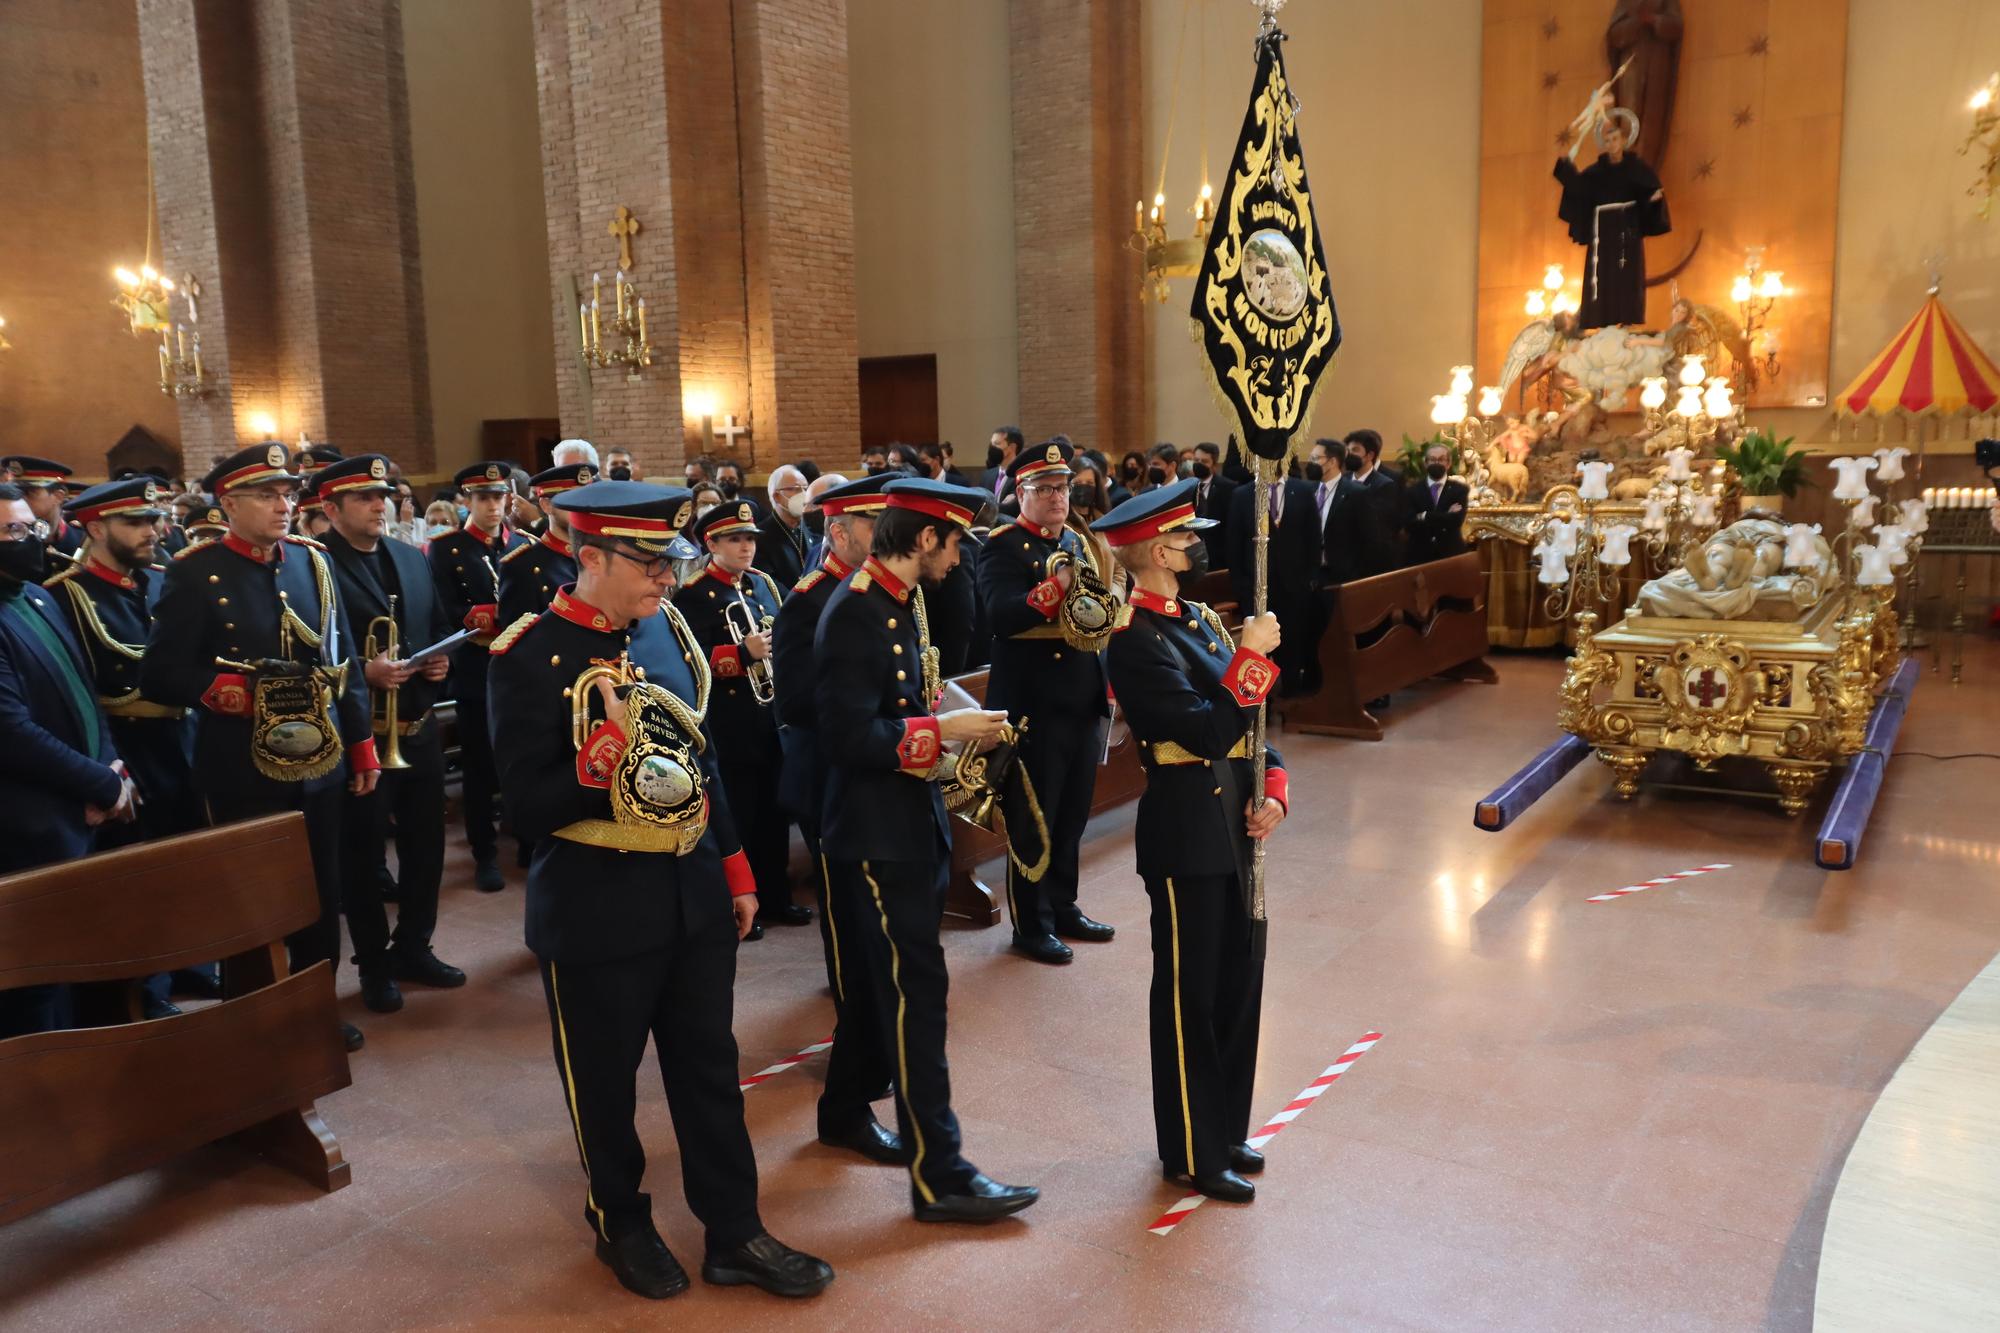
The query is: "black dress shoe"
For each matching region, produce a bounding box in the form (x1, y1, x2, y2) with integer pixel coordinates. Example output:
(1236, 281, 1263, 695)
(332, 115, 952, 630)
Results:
(359, 971, 404, 1014)
(385, 945, 467, 989)
(1053, 911, 1115, 942)
(913, 1173, 1040, 1223)
(743, 920, 765, 942)
(342, 1022, 365, 1052)
(596, 1223, 691, 1300)
(758, 903, 814, 927)
(1011, 932, 1073, 965)
(1162, 1166, 1255, 1203)
(171, 969, 224, 1000)
(142, 996, 182, 1020)
(701, 1232, 833, 1298)
(1229, 1143, 1265, 1175)
(473, 860, 504, 893)
(817, 1118, 911, 1165)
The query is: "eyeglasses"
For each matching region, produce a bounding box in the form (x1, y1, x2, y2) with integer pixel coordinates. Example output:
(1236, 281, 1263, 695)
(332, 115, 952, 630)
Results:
(608, 546, 675, 579)
(772, 484, 805, 499)
(1, 521, 44, 542)
(1019, 483, 1068, 498)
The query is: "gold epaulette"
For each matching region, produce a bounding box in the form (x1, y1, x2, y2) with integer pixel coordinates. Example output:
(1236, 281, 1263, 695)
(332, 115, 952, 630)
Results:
(1111, 604, 1134, 633)
(283, 533, 328, 551)
(173, 539, 216, 560)
(793, 568, 827, 594)
(987, 522, 1017, 541)
(851, 569, 874, 592)
(746, 566, 784, 605)
(488, 611, 540, 656)
(499, 542, 533, 565)
(1194, 601, 1235, 651)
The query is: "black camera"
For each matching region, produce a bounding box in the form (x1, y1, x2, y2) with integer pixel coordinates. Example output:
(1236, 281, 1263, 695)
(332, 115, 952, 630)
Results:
(1975, 436, 2000, 481)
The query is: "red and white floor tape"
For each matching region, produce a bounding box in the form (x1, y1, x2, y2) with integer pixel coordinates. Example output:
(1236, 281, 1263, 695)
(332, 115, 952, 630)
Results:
(1585, 862, 1732, 904)
(1146, 1030, 1383, 1237)
(739, 1034, 833, 1091)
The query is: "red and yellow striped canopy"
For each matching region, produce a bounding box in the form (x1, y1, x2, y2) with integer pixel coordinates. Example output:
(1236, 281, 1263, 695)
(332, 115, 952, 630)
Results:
(1836, 294, 2000, 417)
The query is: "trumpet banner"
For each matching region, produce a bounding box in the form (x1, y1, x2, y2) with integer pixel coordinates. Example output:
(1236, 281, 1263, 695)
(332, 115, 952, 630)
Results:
(1189, 24, 1341, 464)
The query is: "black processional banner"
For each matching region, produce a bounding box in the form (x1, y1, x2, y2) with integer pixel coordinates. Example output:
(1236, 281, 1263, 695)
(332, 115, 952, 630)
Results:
(1190, 23, 1341, 464)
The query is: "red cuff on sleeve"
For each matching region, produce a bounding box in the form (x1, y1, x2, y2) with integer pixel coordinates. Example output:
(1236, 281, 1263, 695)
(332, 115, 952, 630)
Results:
(898, 717, 943, 776)
(709, 643, 744, 677)
(347, 738, 381, 775)
(465, 604, 498, 636)
(1025, 576, 1064, 620)
(576, 720, 627, 788)
(202, 673, 252, 717)
(1264, 767, 1289, 816)
(722, 849, 757, 898)
(1220, 647, 1279, 708)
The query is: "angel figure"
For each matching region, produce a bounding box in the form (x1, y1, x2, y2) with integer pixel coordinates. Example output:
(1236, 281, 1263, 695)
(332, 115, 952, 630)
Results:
(1499, 310, 1583, 406)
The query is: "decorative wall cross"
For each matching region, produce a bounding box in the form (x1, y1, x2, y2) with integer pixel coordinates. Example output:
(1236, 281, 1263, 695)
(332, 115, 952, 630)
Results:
(182, 273, 202, 325)
(716, 413, 750, 449)
(608, 206, 641, 270)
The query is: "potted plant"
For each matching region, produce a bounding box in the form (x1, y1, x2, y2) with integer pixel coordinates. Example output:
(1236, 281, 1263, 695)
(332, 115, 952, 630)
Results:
(1717, 429, 1807, 513)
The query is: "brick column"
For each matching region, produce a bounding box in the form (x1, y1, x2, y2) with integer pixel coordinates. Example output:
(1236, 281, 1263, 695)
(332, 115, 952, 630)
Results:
(734, 0, 859, 475)
(136, 0, 434, 473)
(532, 0, 685, 476)
(1009, 0, 1145, 459)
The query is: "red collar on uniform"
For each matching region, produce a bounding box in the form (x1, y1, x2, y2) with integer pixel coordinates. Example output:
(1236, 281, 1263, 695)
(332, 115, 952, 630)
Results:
(84, 557, 137, 590)
(465, 522, 509, 547)
(549, 587, 621, 632)
(1017, 518, 1059, 540)
(703, 560, 741, 587)
(821, 552, 853, 579)
(1128, 586, 1180, 617)
(861, 556, 911, 603)
(540, 529, 571, 557)
(221, 532, 281, 564)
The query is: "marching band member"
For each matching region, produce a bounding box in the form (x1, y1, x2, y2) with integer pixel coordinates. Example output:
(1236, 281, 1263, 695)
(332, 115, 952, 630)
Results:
(497, 460, 594, 625)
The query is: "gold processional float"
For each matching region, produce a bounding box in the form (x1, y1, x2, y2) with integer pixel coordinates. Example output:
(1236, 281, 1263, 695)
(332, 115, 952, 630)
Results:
(1470, 284, 2000, 870)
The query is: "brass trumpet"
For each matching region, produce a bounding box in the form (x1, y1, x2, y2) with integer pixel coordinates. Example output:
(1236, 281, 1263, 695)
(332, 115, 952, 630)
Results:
(365, 593, 412, 770)
(724, 590, 776, 705)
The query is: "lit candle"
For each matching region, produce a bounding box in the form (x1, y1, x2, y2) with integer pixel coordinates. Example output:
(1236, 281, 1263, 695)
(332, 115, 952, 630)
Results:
(592, 272, 601, 308)
(176, 323, 187, 363)
(1135, 199, 1145, 233)
(578, 300, 589, 350)
(590, 296, 600, 348)
(637, 296, 647, 345)
(158, 343, 171, 380)
(615, 269, 626, 319)
(1922, 487, 1936, 508)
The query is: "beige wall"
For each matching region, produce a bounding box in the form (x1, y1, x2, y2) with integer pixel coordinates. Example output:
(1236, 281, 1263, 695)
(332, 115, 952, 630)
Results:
(850, 0, 1020, 457)
(403, 0, 555, 477)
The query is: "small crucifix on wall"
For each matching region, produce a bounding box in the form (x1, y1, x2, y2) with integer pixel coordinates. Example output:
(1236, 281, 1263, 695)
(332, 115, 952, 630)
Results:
(608, 206, 641, 271)
(716, 414, 750, 449)
(182, 273, 203, 325)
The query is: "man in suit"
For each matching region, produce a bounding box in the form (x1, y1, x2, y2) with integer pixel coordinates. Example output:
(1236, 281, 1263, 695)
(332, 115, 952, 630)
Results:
(1324, 430, 1405, 580)
(753, 464, 811, 589)
(1191, 441, 1238, 560)
(1404, 440, 1471, 564)
(1226, 466, 1321, 695)
(318, 455, 466, 1015)
(983, 426, 1023, 501)
(0, 483, 136, 1036)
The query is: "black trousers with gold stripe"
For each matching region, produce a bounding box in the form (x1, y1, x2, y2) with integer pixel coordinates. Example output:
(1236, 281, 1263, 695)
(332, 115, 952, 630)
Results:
(1143, 873, 1265, 1178)
(1002, 714, 1103, 936)
(537, 926, 762, 1249)
(815, 848, 895, 1135)
(830, 856, 980, 1205)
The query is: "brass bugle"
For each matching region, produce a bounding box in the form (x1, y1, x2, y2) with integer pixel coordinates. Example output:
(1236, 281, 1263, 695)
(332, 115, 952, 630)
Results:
(365, 592, 412, 769)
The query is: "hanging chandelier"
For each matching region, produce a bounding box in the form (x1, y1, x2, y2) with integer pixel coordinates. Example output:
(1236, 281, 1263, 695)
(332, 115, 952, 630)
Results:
(1127, 0, 1224, 302)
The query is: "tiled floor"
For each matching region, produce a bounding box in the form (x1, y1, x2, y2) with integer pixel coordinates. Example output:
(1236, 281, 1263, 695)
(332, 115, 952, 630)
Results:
(5, 640, 1998, 1331)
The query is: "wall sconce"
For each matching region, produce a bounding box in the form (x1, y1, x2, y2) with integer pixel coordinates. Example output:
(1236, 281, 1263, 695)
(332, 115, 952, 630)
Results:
(1731, 246, 1785, 391)
(0, 314, 10, 353)
(578, 268, 656, 378)
(248, 411, 279, 439)
(112, 264, 174, 334)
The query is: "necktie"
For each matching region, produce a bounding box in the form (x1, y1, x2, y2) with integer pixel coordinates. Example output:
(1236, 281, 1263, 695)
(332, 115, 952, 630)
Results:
(1269, 486, 1281, 521)
(1432, 482, 1442, 504)
(1318, 482, 1329, 511)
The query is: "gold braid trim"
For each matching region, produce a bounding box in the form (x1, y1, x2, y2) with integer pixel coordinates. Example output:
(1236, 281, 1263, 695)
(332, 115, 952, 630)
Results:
(659, 598, 713, 732)
(1194, 601, 1235, 652)
(58, 576, 144, 662)
(1004, 759, 1053, 883)
(912, 586, 943, 709)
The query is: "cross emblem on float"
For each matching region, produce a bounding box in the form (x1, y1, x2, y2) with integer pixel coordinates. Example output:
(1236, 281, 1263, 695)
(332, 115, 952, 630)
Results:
(1688, 667, 1727, 709)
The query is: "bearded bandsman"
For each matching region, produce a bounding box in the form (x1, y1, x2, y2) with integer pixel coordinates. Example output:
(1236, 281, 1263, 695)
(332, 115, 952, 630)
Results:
(3, 456, 83, 563)
(498, 461, 593, 627)
(976, 435, 1118, 964)
(140, 443, 378, 1052)
(1092, 478, 1287, 1206)
(672, 498, 803, 936)
(487, 481, 833, 1302)
(428, 460, 528, 892)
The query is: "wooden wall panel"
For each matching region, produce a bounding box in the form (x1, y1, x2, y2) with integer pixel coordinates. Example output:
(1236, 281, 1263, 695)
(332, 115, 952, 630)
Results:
(1476, 1, 1846, 409)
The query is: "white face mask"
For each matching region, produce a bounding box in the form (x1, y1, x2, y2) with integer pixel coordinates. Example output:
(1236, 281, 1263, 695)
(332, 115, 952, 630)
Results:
(696, 502, 717, 519)
(786, 493, 810, 518)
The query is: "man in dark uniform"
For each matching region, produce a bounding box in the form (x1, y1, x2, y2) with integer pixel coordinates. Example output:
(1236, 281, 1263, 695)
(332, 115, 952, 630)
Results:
(427, 461, 528, 892)
(0, 483, 136, 1037)
(977, 437, 1117, 964)
(141, 443, 380, 1052)
(487, 481, 833, 1302)
(673, 498, 806, 934)
(184, 498, 229, 546)
(317, 455, 466, 1015)
(769, 474, 903, 1163)
(4, 456, 85, 564)
(814, 477, 1038, 1222)
(296, 443, 345, 477)
(498, 461, 593, 626)
(1094, 478, 1288, 1205)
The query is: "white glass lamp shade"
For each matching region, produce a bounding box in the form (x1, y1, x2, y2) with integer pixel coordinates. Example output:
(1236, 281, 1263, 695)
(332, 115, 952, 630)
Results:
(1875, 523, 1911, 565)
(1449, 365, 1475, 398)
(1898, 497, 1930, 534)
(1576, 460, 1614, 502)
(1478, 386, 1504, 417)
(1690, 494, 1719, 527)
(1854, 544, 1896, 587)
(1599, 524, 1636, 567)
(1850, 495, 1880, 530)
(1871, 447, 1909, 483)
(1642, 497, 1669, 532)
(1537, 545, 1571, 584)
(1430, 394, 1467, 426)
(1639, 377, 1668, 411)
(1781, 523, 1822, 568)
(1664, 446, 1696, 482)
(1829, 456, 1876, 500)
(1679, 354, 1707, 387)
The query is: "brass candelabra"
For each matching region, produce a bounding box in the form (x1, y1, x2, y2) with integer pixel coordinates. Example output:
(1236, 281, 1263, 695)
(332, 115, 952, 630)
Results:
(578, 269, 656, 376)
(1730, 247, 1785, 393)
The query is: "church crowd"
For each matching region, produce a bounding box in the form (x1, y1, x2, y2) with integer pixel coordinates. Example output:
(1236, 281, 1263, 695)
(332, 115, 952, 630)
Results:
(0, 424, 1462, 1302)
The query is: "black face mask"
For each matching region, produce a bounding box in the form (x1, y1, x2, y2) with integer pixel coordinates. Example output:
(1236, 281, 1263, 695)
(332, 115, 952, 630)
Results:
(1191, 460, 1212, 481)
(985, 445, 1005, 470)
(1170, 537, 1210, 594)
(719, 478, 741, 499)
(1146, 466, 1168, 487)
(1342, 452, 1365, 473)
(0, 540, 47, 587)
(1426, 462, 1449, 481)
(1121, 462, 1141, 483)
(1070, 483, 1102, 512)
(865, 462, 887, 476)
(608, 465, 633, 482)
(1303, 461, 1324, 483)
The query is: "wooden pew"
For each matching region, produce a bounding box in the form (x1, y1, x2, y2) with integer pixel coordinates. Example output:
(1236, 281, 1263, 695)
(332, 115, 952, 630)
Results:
(0, 813, 353, 1224)
(942, 669, 1147, 925)
(1284, 551, 1498, 741)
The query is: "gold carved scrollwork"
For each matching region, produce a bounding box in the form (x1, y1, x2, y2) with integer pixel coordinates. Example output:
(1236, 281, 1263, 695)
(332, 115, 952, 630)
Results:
(1654, 635, 1761, 768)
(1557, 612, 1620, 739)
